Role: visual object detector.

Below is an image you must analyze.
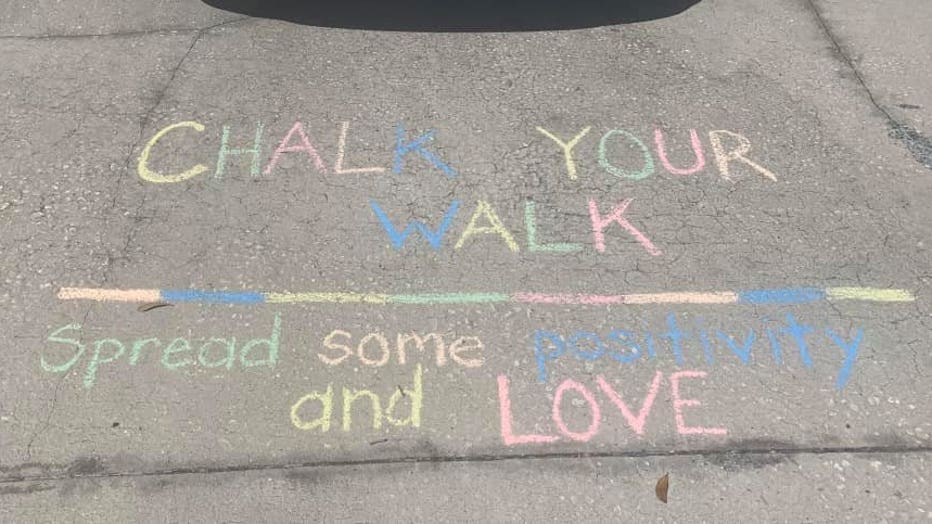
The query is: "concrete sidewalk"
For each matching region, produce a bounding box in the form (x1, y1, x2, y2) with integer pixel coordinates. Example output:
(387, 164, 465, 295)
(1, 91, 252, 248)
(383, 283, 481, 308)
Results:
(1, 0, 931, 521)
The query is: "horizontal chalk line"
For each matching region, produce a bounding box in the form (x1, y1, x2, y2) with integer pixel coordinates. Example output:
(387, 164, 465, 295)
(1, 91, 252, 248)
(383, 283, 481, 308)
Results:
(55, 287, 915, 306)
(3, 444, 932, 485)
(57, 288, 160, 302)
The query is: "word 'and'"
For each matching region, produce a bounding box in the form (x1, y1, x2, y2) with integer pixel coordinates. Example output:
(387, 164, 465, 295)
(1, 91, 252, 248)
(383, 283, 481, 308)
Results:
(40, 311, 870, 443)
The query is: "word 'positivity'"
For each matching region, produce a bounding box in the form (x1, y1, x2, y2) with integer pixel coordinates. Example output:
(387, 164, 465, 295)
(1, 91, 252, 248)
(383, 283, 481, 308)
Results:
(533, 312, 865, 389)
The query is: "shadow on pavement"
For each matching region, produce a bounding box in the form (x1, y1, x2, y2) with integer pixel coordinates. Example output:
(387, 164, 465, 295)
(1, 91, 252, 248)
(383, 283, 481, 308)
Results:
(201, 0, 701, 31)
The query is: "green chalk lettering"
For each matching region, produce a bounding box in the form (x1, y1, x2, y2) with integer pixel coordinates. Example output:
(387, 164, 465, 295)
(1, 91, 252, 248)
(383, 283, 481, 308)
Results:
(42, 324, 86, 373)
(198, 337, 237, 369)
(84, 339, 126, 388)
(598, 129, 655, 180)
(240, 314, 281, 368)
(214, 122, 264, 178)
(524, 201, 583, 253)
(130, 337, 160, 365)
(161, 337, 194, 370)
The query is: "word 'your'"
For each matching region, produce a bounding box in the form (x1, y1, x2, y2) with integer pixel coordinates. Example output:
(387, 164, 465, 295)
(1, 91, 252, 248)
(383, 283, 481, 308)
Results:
(137, 120, 778, 184)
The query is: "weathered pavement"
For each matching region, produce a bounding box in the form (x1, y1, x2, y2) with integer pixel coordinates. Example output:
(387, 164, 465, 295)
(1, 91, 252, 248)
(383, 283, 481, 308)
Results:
(2, 0, 932, 521)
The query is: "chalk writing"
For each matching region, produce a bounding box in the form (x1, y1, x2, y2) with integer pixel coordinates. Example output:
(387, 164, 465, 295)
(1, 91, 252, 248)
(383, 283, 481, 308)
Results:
(532, 312, 865, 389)
(291, 365, 423, 433)
(498, 370, 727, 445)
(39, 113, 918, 455)
(58, 286, 915, 307)
(371, 197, 656, 253)
(133, 120, 786, 257)
(319, 329, 484, 368)
(41, 314, 281, 388)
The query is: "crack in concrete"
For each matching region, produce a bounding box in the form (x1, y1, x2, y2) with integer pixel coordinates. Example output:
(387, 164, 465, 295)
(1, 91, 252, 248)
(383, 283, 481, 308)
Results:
(805, 0, 932, 170)
(0, 18, 247, 41)
(23, 304, 98, 462)
(19, 17, 248, 464)
(3, 444, 932, 485)
(104, 17, 248, 270)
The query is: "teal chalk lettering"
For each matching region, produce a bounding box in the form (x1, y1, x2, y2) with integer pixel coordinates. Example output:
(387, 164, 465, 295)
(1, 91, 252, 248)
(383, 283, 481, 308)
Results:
(240, 314, 281, 368)
(524, 201, 582, 253)
(42, 324, 86, 373)
(84, 339, 126, 388)
(215, 122, 264, 178)
(598, 129, 655, 180)
(130, 337, 160, 365)
(198, 337, 237, 369)
(161, 337, 194, 370)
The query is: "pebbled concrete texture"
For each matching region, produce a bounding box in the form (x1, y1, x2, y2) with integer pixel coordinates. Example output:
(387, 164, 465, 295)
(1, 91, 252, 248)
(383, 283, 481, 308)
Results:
(1, 0, 931, 521)
(812, 0, 932, 169)
(2, 453, 930, 521)
(0, 0, 241, 37)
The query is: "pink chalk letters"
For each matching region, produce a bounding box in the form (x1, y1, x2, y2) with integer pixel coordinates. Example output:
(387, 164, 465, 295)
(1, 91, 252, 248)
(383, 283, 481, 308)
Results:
(498, 370, 727, 445)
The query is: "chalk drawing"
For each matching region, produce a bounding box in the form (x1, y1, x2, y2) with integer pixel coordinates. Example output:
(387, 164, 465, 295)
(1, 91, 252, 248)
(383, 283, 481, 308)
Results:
(669, 371, 728, 435)
(515, 293, 626, 306)
(393, 123, 457, 178)
(382, 293, 511, 305)
(825, 328, 864, 389)
(334, 121, 386, 174)
(58, 288, 161, 303)
(373, 198, 661, 254)
(41, 314, 281, 388)
(536, 126, 591, 180)
(524, 201, 583, 253)
(267, 292, 390, 304)
(596, 372, 663, 435)
(654, 129, 706, 175)
(598, 129, 655, 180)
(263, 122, 328, 175)
(588, 198, 662, 255)
(291, 385, 335, 432)
(826, 287, 914, 302)
(57, 286, 914, 307)
(709, 130, 778, 181)
(497, 375, 558, 445)
(290, 365, 423, 433)
(498, 371, 726, 445)
(136, 121, 781, 186)
(531, 313, 867, 389)
(215, 123, 265, 178)
(552, 379, 602, 442)
(137, 121, 209, 183)
(716, 329, 755, 364)
(370, 199, 461, 251)
(454, 200, 520, 252)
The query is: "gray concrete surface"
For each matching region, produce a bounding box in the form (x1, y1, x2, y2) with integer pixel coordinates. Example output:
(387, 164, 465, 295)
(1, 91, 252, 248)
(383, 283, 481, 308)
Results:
(1, 0, 931, 521)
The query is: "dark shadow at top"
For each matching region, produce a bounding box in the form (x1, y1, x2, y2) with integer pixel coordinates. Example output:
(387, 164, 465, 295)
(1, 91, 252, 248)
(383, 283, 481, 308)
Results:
(202, 0, 701, 32)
